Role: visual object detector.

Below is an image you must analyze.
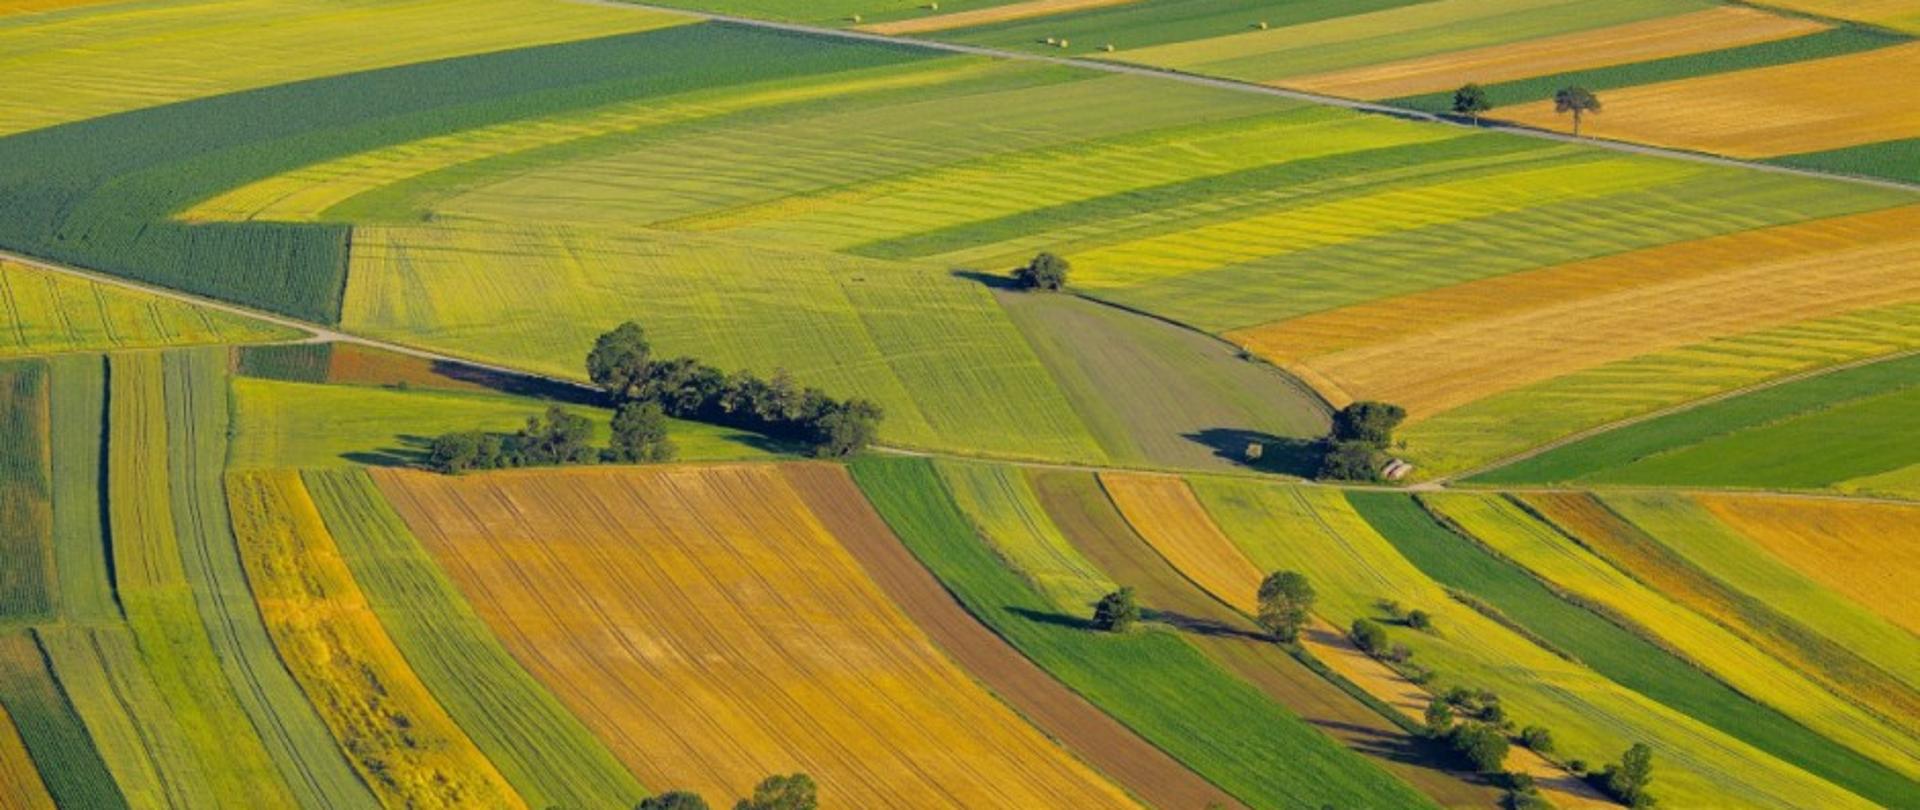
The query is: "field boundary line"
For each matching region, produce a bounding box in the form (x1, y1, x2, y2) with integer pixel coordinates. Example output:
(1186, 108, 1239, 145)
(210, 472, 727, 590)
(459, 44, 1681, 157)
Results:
(595, 0, 1920, 194)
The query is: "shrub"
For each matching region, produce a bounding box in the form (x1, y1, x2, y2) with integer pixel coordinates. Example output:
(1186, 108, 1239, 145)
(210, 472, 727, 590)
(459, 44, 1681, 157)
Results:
(735, 773, 816, 810)
(639, 791, 711, 810)
(1520, 725, 1555, 755)
(1349, 618, 1388, 655)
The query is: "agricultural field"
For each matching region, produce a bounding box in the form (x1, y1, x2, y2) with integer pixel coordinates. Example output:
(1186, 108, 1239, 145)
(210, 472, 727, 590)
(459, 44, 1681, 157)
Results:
(1753, 0, 1920, 33)
(0, 260, 296, 358)
(1694, 494, 1920, 637)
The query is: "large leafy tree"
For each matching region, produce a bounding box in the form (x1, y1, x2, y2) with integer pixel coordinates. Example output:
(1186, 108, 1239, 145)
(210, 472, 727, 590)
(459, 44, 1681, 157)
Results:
(1554, 86, 1601, 137)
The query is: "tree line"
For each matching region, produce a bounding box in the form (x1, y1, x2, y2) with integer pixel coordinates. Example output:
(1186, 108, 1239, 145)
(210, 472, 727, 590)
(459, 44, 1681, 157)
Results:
(638, 773, 815, 810)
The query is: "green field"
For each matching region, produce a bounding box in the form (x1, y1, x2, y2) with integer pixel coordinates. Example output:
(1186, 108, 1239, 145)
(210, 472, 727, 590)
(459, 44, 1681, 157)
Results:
(850, 456, 1438, 809)
(0, 361, 53, 621)
(305, 469, 646, 809)
(44, 356, 114, 623)
(1474, 352, 1920, 485)
(1774, 138, 1920, 184)
(0, 633, 125, 810)
(0, 260, 296, 358)
(37, 624, 216, 808)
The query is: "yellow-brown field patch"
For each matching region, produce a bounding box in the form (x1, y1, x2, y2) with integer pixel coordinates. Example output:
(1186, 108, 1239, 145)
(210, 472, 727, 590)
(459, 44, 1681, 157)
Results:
(1496, 41, 1920, 156)
(1227, 205, 1920, 414)
(1752, 1, 1920, 33)
(858, 0, 1137, 35)
(1286, 7, 1825, 100)
(1698, 494, 1920, 637)
(376, 465, 1136, 809)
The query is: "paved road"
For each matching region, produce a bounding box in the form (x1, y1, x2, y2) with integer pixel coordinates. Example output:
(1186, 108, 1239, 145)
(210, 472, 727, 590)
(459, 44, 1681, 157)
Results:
(611, 0, 1920, 195)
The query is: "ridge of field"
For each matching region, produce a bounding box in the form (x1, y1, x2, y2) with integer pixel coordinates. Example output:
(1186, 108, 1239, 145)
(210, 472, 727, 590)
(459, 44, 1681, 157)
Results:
(1751, 0, 1920, 33)
(228, 469, 524, 809)
(1599, 493, 1920, 696)
(851, 456, 1441, 809)
(106, 351, 299, 807)
(0, 0, 690, 137)
(859, 0, 1135, 34)
(0, 260, 295, 358)
(995, 290, 1328, 472)
(0, 633, 125, 809)
(1425, 493, 1920, 796)
(1284, 6, 1825, 101)
(159, 350, 377, 809)
(1775, 137, 1920, 184)
(1533, 493, 1920, 731)
(305, 469, 646, 809)
(0, 22, 937, 322)
(1496, 41, 1920, 157)
(1107, 0, 1704, 82)
(1193, 480, 1876, 809)
(376, 464, 1134, 808)
(44, 355, 113, 623)
(1470, 351, 1920, 484)
(1049, 471, 1505, 808)
(781, 463, 1244, 810)
(0, 360, 53, 621)
(1695, 495, 1920, 636)
(36, 624, 215, 808)
(228, 376, 779, 470)
(1387, 26, 1908, 114)
(0, 700, 53, 810)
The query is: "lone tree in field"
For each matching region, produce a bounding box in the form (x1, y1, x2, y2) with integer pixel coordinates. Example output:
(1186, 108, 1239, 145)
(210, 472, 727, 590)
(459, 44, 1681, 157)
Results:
(1014, 251, 1070, 291)
(1256, 570, 1316, 642)
(735, 773, 816, 810)
(1332, 400, 1406, 448)
(1092, 586, 1140, 632)
(1554, 86, 1602, 137)
(1600, 743, 1656, 807)
(588, 320, 654, 399)
(1452, 83, 1492, 124)
(639, 791, 711, 810)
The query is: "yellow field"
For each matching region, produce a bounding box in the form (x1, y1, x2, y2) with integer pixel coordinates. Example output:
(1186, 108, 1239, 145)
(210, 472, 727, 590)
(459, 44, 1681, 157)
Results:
(227, 470, 523, 810)
(0, 0, 120, 16)
(376, 465, 1136, 809)
(859, 0, 1136, 34)
(1754, 1, 1920, 33)
(1427, 493, 1920, 779)
(1287, 7, 1823, 100)
(0, 703, 53, 810)
(1229, 205, 1920, 415)
(1698, 494, 1920, 637)
(0, 0, 688, 137)
(0, 260, 294, 357)
(1498, 41, 1920, 156)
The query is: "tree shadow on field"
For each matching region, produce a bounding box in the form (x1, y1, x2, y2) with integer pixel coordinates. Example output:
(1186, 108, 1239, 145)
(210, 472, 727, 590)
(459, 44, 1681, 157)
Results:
(1183, 427, 1323, 477)
(1008, 606, 1097, 631)
(340, 434, 436, 468)
(428, 359, 604, 407)
(1142, 607, 1270, 641)
(949, 268, 1021, 290)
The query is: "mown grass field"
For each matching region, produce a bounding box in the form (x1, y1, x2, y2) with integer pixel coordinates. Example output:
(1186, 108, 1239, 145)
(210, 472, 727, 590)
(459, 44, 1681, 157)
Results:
(852, 456, 1441, 809)
(1192, 480, 1877, 809)
(1424, 493, 1920, 802)
(0, 260, 295, 358)
(1696, 495, 1920, 637)
(378, 464, 1131, 808)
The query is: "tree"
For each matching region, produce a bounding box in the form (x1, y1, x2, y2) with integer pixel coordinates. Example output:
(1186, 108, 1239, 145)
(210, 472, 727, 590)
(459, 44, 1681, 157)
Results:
(1553, 86, 1601, 137)
(1013, 251, 1070, 291)
(1317, 440, 1382, 481)
(1406, 608, 1433, 631)
(1349, 617, 1388, 655)
(1447, 722, 1511, 773)
(735, 773, 816, 810)
(1256, 571, 1315, 642)
(639, 791, 711, 810)
(1601, 743, 1656, 807)
(1424, 700, 1455, 736)
(1092, 586, 1140, 632)
(511, 407, 596, 466)
(428, 431, 483, 474)
(1519, 725, 1555, 755)
(1453, 83, 1492, 125)
(808, 398, 883, 457)
(607, 401, 677, 463)
(588, 321, 653, 399)
(1331, 400, 1406, 447)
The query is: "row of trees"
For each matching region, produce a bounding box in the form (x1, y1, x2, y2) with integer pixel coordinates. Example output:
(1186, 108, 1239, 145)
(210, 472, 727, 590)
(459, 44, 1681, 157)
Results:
(426, 404, 675, 474)
(637, 773, 816, 810)
(588, 321, 883, 458)
(1452, 83, 1602, 136)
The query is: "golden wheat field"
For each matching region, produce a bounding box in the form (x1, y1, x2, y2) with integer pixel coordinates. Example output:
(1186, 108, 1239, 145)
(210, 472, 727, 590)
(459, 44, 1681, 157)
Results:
(375, 465, 1137, 809)
(1497, 42, 1920, 156)
(1286, 6, 1824, 100)
(1697, 494, 1920, 637)
(227, 470, 524, 810)
(1750, 0, 1920, 33)
(858, 0, 1136, 34)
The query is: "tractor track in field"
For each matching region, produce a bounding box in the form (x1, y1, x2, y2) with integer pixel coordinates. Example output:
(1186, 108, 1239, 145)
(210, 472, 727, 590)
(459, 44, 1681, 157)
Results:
(601, 0, 1920, 195)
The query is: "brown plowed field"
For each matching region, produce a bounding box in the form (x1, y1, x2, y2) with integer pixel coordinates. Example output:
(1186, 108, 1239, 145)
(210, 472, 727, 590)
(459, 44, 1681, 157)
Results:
(781, 462, 1237, 810)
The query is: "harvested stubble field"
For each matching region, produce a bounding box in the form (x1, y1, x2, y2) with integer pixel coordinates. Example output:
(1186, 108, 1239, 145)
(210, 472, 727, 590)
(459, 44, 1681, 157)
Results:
(1193, 481, 1876, 809)
(0, 260, 293, 358)
(228, 470, 523, 810)
(1696, 495, 1920, 637)
(1284, 6, 1825, 100)
(376, 464, 1132, 808)
(851, 457, 1439, 809)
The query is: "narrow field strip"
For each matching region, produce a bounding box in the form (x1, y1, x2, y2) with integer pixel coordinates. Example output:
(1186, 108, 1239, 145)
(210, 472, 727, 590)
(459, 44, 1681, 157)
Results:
(45, 355, 113, 623)
(1285, 6, 1826, 100)
(0, 260, 294, 358)
(1036, 470, 1505, 809)
(228, 470, 524, 810)
(0, 633, 124, 810)
(936, 460, 1115, 611)
(851, 457, 1439, 809)
(1696, 495, 1920, 637)
(0, 701, 54, 810)
(305, 469, 646, 809)
(1751, 0, 1920, 33)
(780, 462, 1241, 810)
(0, 360, 54, 620)
(1497, 41, 1920, 157)
(37, 625, 216, 809)
(377, 464, 1132, 808)
(859, 0, 1135, 34)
